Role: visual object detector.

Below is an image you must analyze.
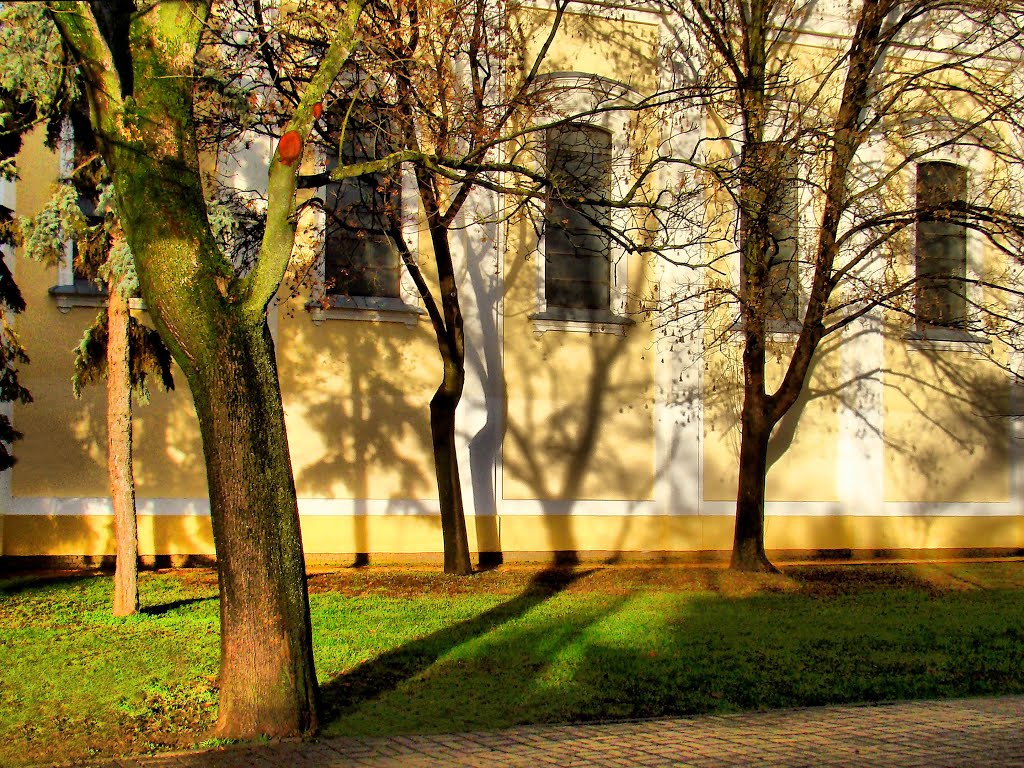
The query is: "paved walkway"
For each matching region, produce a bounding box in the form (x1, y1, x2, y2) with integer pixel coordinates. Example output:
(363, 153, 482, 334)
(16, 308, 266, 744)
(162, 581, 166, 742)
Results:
(58, 696, 1024, 767)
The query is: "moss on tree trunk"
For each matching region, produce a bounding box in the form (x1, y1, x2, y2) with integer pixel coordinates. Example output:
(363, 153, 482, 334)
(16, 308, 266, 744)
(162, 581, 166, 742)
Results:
(189, 315, 318, 737)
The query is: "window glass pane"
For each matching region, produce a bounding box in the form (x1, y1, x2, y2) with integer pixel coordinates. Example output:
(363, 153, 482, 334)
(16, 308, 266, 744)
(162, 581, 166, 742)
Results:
(755, 142, 800, 324)
(916, 162, 967, 327)
(324, 104, 402, 299)
(545, 123, 612, 311)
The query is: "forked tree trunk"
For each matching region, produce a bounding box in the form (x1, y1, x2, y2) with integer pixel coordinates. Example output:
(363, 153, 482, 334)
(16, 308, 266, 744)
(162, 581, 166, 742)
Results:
(45, 0, 359, 739)
(430, 357, 472, 575)
(188, 314, 319, 738)
(107, 278, 139, 616)
(107, 115, 320, 742)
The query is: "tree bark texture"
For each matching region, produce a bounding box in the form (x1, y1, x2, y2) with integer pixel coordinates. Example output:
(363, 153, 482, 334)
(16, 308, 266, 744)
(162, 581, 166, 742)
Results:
(46, 0, 371, 739)
(731, 291, 779, 573)
(731, 391, 777, 573)
(107, 280, 139, 616)
(82, 21, 316, 739)
(188, 316, 318, 738)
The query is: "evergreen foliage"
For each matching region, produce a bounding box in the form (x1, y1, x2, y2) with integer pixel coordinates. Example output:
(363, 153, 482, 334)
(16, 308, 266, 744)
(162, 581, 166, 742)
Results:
(72, 309, 174, 401)
(0, 1, 79, 470)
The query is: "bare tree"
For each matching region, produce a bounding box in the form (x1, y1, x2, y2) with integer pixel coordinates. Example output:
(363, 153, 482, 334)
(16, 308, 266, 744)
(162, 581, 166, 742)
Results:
(654, 0, 1024, 570)
(288, 0, 643, 573)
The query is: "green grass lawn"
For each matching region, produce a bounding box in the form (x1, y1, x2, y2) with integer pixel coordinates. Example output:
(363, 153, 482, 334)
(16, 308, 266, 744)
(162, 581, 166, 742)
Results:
(2, 561, 1024, 766)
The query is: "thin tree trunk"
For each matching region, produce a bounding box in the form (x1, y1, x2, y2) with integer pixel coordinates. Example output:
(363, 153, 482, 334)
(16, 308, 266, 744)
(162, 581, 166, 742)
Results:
(414, 180, 473, 576)
(107, 278, 138, 616)
(731, 311, 780, 573)
(431, 357, 472, 575)
(731, 393, 777, 572)
(188, 314, 319, 738)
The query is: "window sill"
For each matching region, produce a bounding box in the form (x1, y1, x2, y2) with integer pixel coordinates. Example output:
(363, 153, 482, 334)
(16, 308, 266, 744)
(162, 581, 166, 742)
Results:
(906, 327, 990, 353)
(49, 285, 147, 313)
(727, 316, 804, 339)
(765, 319, 804, 337)
(528, 308, 634, 337)
(306, 296, 424, 327)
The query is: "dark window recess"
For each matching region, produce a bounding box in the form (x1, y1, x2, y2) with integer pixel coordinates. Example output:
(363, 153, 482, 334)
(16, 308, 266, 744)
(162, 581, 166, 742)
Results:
(741, 142, 800, 325)
(71, 195, 104, 293)
(764, 159, 800, 323)
(916, 161, 968, 328)
(324, 108, 402, 299)
(545, 124, 612, 311)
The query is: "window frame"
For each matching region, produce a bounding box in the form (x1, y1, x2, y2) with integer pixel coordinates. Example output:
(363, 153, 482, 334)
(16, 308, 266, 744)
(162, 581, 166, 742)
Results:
(308, 103, 423, 326)
(905, 147, 986, 347)
(763, 144, 802, 327)
(543, 121, 615, 314)
(528, 73, 638, 337)
(914, 160, 968, 330)
(47, 120, 146, 314)
(50, 120, 106, 312)
(733, 139, 806, 337)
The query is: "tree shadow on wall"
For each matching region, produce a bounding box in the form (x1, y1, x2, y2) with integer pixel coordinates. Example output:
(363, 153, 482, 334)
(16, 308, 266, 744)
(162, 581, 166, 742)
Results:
(277, 312, 437, 564)
(460, 196, 506, 566)
(53, 351, 211, 561)
(503, 326, 654, 564)
(879, 333, 1015, 499)
(701, 320, 1019, 557)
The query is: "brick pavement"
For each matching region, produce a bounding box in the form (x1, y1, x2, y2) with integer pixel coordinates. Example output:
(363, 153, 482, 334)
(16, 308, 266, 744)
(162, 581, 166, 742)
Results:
(49, 696, 1024, 768)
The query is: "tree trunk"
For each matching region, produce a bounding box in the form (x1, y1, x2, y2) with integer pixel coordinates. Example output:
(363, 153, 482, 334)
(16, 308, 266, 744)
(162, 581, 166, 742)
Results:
(106, 112, 320, 743)
(413, 179, 473, 576)
(731, 309, 779, 573)
(46, 1, 334, 740)
(731, 393, 778, 572)
(107, 279, 139, 616)
(431, 358, 472, 575)
(188, 314, 319, 738)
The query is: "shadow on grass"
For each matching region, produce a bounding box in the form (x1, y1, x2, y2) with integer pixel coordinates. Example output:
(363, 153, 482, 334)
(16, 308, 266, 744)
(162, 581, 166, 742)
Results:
(142, 596, 216, 617)
(320, 566, 1024, 736)
(0, 571, 104, 597)
(319, 566, 596, 723)
(782, 563, 972, 596)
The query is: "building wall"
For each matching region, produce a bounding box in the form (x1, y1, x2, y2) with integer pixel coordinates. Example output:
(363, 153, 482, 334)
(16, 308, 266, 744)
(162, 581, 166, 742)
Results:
(2, 5, 1020, 562)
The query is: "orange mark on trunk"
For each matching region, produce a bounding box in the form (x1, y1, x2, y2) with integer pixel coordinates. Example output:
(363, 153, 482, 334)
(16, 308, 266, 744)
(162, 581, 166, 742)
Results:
(277, 131, 303, 166)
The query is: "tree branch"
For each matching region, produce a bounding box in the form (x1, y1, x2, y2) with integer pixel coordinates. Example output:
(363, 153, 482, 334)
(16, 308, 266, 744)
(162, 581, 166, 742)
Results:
(241, 0, 367, 315)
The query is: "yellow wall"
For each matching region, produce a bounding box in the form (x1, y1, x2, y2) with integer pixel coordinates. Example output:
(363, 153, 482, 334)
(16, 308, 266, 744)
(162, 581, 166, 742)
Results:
(501, 218, 658, 503)
(500, 11, 662, 504)
(6, 512, 1021, 558)
(703, 336, 842, 503)
(2, 514, 215, 557)
(276, 307, 440, 501)
(883, 336, 1010, 503)
(3, 10, 1020, 562)
(12, 129, 207, 501)
(516, 9, 659, 93)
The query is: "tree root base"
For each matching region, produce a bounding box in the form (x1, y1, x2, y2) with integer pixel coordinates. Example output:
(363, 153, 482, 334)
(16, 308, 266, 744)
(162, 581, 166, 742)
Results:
(729, 552, 780, 574)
